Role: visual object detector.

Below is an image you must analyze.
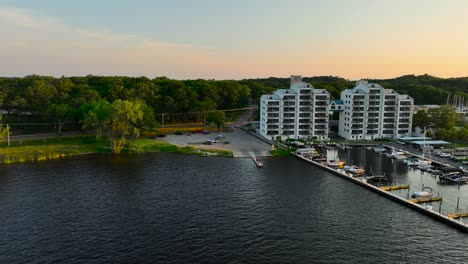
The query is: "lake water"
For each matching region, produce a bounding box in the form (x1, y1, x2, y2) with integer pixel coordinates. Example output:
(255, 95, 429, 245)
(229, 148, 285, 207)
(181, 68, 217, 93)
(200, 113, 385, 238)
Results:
(0, 152, 467, 263)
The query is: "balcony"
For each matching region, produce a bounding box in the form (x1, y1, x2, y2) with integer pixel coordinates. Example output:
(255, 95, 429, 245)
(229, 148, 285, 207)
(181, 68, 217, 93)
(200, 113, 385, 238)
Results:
(315, 107, 327, 112)
(353, 107, 365, 112)
(314, 114, 327, 118)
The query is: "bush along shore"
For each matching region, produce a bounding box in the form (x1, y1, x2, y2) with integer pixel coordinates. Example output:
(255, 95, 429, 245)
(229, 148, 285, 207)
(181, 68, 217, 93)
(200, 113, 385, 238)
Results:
(0, 136, 233, 165)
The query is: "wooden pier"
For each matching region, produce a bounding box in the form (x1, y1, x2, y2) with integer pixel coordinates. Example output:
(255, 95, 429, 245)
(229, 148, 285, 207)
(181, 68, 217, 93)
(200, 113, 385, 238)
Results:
(379, 185, 409, 191)
(410, 197, 443, 204)
(448, 212, 468, 219)
(292, 152, 468, 233)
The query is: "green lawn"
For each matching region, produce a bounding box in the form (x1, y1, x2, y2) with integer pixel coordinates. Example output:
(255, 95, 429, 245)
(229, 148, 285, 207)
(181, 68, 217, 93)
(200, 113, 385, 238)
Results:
(0, 136, 232, 164)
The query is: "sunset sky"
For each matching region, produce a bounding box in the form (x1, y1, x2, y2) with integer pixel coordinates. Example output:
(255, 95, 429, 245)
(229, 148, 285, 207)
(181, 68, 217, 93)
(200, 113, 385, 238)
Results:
(1, 0, 467, 80)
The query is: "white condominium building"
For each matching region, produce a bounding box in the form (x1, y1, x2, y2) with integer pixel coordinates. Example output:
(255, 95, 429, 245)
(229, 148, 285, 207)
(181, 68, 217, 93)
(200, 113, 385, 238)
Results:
(338, 80, 413, 140)
(260, 76, 330, 141)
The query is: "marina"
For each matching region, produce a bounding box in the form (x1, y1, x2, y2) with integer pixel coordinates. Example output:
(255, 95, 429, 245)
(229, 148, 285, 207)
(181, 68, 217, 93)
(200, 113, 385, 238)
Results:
(293, 145, 468, 233)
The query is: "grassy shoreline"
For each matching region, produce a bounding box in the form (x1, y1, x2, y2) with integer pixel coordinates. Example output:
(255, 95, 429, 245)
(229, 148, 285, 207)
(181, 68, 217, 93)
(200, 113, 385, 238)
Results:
(0, 136, 233, 165)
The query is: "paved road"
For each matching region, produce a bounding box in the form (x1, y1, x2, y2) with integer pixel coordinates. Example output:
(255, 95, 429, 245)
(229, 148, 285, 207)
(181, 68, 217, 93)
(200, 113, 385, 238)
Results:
(161, 105, 272, 158)
(161, 127, 271, 158)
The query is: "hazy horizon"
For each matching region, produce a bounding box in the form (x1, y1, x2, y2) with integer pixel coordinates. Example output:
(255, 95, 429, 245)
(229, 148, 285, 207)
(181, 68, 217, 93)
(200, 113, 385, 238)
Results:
(1, 0, 467, 80)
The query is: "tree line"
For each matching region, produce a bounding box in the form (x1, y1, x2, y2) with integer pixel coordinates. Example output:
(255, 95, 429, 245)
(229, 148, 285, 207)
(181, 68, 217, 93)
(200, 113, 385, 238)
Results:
(0, 74, 467, 152)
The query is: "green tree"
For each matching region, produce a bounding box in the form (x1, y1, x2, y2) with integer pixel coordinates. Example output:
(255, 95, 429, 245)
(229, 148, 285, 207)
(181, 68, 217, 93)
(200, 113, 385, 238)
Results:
(428, 105, 460, 130)
(207, 110, 227, 132)
(48, 104, 73, 137)
(192, 98, 217, 124)
(108, 100, 145, 154)
(0, 115, 10, 143)
(83, 100, 145, 154)
(81, 100, 112, 139)
(412, 110, 431, 129)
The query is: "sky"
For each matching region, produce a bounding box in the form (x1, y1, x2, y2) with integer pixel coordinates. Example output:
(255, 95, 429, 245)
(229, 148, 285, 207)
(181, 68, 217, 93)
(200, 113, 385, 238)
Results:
(0, 0, 467, 80)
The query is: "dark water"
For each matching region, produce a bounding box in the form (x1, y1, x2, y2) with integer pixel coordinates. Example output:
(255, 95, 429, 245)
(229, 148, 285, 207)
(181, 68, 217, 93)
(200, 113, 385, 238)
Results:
(0, 153, 467, 264)
(339, 148, 468, 214)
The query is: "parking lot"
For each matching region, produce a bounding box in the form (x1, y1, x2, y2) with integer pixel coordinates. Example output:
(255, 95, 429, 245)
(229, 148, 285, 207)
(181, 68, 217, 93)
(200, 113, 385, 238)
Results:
(160, 127, 272, 158)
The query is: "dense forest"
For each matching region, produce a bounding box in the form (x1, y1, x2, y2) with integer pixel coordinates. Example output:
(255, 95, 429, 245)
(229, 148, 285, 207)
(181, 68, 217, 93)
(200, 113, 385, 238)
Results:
(244, 74, 468, 105)
(0, 74, 467, 135)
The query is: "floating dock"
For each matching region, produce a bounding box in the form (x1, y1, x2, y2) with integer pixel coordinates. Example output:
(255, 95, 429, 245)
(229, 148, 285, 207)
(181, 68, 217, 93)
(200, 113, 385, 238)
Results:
(293, 152, 468, 233)
(410, 197, 443, 204)
(448, 212, 468, 219)
(379, 185, 409, 191)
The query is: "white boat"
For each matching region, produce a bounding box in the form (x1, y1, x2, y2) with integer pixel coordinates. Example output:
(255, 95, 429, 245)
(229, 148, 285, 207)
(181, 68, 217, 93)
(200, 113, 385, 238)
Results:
(388, 150, 408, 159)
(417, 164, 432, 171)
(413, 159, 431, 166)
(413, 127, 432, 166)
(327, 159, 345, 168)
(343, 165, 365, 175)
(411, 186, 433, 198)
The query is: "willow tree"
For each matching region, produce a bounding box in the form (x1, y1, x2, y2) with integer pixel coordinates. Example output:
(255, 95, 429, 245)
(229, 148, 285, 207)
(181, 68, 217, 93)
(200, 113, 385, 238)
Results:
(108, 100, 144, 154)
(0, 115, 10, 143)
(82, 100, 145, 154)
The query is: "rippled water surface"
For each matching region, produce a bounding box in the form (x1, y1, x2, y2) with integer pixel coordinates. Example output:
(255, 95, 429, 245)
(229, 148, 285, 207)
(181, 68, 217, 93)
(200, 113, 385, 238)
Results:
(0, 153, 467, 263)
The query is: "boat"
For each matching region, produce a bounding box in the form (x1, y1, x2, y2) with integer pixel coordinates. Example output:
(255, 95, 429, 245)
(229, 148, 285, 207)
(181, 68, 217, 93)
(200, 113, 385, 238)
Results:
(253, 157, 263, 167)
(387, 150, 408, 159)
(413, 127, 432, 166)
(343, 165, 365, 175)
(426, 168, 443, 175)
(417, 164, 432, 171)
(411, 186, 433, 198)
(439, 172, 468, 184)
(413, 159, 431, 166)
(327, 159, 345, 169)
(250, 152, 263, 167)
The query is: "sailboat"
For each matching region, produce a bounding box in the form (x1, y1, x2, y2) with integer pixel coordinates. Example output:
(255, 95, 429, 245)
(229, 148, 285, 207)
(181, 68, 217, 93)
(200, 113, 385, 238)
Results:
(413, 127, 431, 166)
